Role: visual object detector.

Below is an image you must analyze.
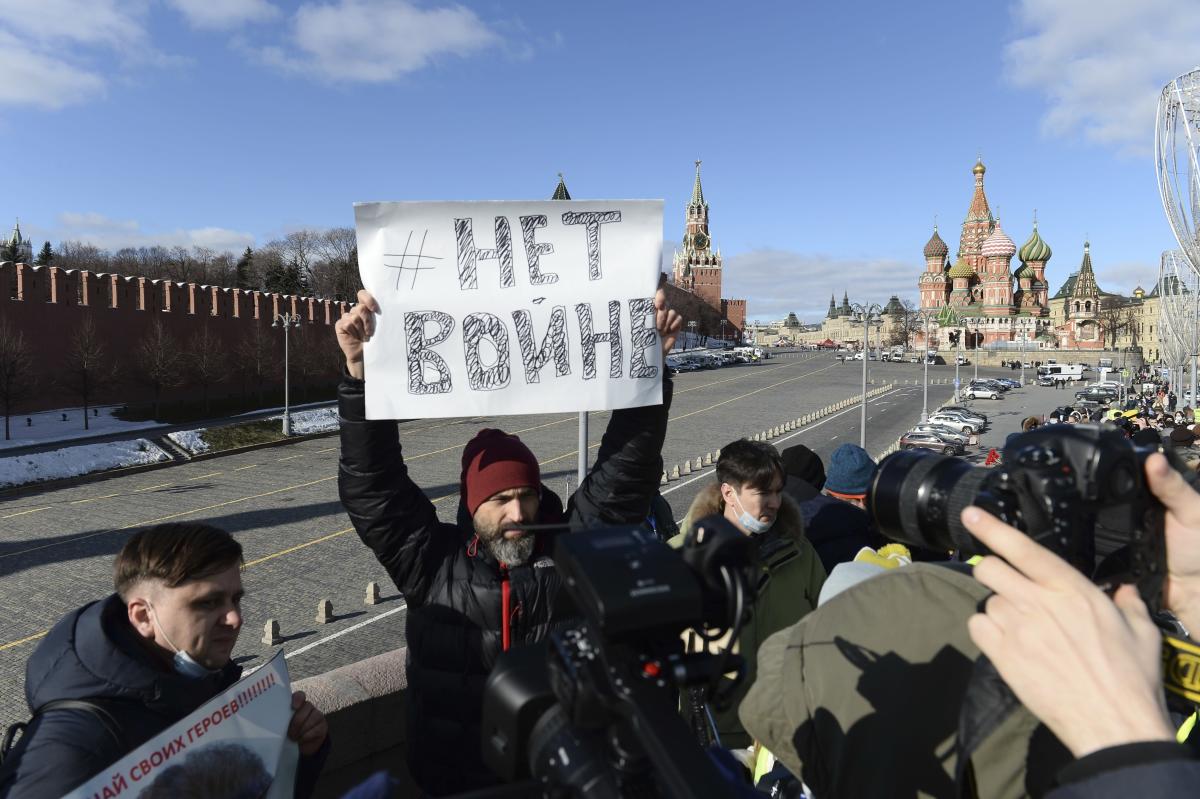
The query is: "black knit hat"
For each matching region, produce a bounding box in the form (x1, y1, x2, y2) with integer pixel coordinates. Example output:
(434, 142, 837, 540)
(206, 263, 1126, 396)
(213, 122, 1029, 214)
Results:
(781, 444, 826, 491)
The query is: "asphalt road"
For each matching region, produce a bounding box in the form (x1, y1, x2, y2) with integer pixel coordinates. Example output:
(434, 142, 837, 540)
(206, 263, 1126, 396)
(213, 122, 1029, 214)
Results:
(0, 353, 1018, 729)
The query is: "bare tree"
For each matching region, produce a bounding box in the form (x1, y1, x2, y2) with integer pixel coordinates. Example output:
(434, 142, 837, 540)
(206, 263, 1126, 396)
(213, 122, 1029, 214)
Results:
(234, 324, 278, 407)
(135, 318, 184, 420)
(1098, 300, 1136, 349)
(314, 227, 362, 301)
(187, 324, 226, 415)
(0, 317, 37, 440)
(59, 315, 116, 430)
(275, 230, 321, 291)
(56, 241, 110, 272)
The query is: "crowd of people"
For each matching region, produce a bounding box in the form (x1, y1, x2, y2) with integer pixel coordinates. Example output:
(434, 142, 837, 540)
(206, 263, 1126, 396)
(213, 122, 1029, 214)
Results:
(2, 283, 1200, 798)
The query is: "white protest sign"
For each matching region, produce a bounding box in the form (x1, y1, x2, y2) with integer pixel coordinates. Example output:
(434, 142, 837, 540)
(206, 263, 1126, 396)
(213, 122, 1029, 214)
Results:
(354, 200, 664, 420)
(64, 651, 298, 799)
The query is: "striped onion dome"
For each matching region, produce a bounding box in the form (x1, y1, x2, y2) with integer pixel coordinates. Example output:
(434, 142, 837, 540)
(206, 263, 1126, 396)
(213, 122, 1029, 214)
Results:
(1018, 224, 1052, 263)
(981, 220, 1016, 258)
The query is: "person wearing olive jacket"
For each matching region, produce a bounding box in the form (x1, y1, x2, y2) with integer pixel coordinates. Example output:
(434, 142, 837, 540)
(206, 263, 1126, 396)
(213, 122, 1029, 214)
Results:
(333, 286, 681, 796)
(671, 438, 826, 751)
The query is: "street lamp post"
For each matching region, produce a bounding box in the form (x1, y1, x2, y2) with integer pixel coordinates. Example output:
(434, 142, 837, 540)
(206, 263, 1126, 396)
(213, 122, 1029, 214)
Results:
(272, 312, 301, 436)
(852, 302, 883, 448)
(954, 326, 962, 403)
(966, 316, 982, 381)
(915, 310, 936, 422)
(720, 319, 730, 343)
(687, 320, 697, 349)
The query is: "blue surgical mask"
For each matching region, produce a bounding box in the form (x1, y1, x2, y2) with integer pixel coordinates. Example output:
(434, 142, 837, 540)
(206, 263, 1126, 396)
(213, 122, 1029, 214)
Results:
(149, 604, 220, 679)
(730, 490, 774, 535)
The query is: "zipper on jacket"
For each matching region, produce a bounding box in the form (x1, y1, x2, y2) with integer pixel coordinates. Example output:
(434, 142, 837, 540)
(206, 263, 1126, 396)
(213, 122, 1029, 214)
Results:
(501, 565, 511, 652)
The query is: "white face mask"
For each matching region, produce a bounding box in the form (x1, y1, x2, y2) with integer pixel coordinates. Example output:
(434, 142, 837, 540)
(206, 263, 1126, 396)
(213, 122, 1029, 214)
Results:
(730, 489, 774, 535)
(148, 603, 219, 679)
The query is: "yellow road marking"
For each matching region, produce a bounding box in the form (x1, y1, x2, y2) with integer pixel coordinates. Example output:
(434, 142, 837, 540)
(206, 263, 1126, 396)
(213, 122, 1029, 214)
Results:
(69, 493, 119, 505)
(133, 482, 172, 493)
(276, 454, 303, 462)
(243, 528, 355, 568)
(234, 464, 258, 471)
(0, 506, 50, 520)
(0, 630, 49, 653)
(187, 471, 223, 481)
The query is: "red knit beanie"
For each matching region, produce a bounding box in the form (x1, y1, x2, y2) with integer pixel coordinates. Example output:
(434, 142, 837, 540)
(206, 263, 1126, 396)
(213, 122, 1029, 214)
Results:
(460, 429, 541, 517)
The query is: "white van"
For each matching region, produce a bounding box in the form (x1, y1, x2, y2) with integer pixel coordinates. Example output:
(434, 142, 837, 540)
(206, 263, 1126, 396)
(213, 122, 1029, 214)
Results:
(1037, 364, 1085, 382)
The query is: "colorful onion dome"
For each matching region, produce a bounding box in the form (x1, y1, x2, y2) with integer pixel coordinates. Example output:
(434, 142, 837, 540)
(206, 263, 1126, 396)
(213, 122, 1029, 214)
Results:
(948, 257, 975, 279)
(923, 228, 949, 259)
(1018, 224, 1052, 263)
(981, 220, 1016, 258)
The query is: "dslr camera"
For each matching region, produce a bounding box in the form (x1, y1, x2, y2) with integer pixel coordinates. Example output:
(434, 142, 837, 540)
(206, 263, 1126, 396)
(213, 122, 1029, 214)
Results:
(474, 516, 757, 799)
(867, 423, 1175, 607)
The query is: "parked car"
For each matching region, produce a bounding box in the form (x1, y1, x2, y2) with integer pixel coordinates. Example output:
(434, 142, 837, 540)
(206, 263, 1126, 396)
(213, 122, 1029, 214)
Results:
(994, 378, 1021, 389)
(908, 355, 921, 363)
(1075, 386, 1119, 403)
(853, 352, 864, 360)
(964, 386, 1002, 400)
(967, 380, 1007, 395)
(927, 412, 978, 434)
(956, 355, 970, 365)
(900, 431, 963, 455)
(910, 423, 970, 447)
(940, 405, 987, 423)
(1037, 375, 1054, 387)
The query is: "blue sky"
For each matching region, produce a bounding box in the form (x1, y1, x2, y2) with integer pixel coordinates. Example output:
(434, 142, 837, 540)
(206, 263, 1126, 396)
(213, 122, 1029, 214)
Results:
(4, 0, 1198, 322)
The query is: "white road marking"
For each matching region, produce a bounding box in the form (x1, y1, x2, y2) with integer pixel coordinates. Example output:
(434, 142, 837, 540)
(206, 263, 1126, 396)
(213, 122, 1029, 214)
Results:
(284, 602, 409, 661)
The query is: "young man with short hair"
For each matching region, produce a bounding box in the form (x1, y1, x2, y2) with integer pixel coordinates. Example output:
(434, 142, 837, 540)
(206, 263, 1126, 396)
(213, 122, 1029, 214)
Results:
(674, 439, 826, 748)
(0, 523, 329, 798)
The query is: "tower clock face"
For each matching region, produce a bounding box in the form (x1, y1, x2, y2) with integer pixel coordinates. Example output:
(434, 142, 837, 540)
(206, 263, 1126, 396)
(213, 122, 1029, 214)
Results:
(693, 233, 708, 249)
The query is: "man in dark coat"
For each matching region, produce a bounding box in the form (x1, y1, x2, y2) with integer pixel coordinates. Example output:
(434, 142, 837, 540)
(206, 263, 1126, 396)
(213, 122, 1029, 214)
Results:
(0, 523, 328, 798)
(334, 285, 681, 795)
(796, 444, 885, 573)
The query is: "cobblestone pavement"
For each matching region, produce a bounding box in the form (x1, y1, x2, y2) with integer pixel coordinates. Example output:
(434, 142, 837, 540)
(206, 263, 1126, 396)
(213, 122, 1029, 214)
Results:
(0, 353, 1023, 728)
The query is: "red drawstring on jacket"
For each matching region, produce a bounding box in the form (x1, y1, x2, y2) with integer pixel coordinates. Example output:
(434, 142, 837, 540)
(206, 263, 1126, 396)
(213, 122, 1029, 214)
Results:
(466, 535, 479, 558)
(500, 565, 511, 652)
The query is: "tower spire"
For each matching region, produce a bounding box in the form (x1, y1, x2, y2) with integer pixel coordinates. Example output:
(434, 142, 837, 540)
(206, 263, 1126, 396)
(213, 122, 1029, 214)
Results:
(551, 172, 571, 200)
(690, 159, 705, 207)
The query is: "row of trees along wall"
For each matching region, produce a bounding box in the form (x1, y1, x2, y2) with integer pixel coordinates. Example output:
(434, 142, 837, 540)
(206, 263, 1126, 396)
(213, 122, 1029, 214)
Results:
(0, 261, 352, 439)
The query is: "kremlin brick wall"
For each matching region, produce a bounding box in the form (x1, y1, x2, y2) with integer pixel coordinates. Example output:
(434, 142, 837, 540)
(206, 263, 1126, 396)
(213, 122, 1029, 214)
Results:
(0, 261, 350, 415)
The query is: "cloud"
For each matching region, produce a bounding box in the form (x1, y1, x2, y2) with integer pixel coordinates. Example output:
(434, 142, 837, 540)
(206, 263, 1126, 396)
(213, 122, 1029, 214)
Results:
(0, 0, 182, 110)
(1096, 260, 1159, 295)
(167, 0, 279, 30)
(262, 0, 500, 82)
(1004, 0, 1200, 154)
(28, 212, 255, 253)
(0, 33, 105, 109)
(721, 248, 918, 324)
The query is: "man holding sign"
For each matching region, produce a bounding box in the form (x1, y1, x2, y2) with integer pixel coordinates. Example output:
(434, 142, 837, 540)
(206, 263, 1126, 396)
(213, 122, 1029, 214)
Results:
(336, 199, 681, 795)
(0, 524, 329, 797)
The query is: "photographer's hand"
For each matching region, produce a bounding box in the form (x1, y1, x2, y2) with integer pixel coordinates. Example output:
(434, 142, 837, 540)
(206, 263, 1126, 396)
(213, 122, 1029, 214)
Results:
(1145, 452, 1200, 635)
(962, 506, 1174, 758)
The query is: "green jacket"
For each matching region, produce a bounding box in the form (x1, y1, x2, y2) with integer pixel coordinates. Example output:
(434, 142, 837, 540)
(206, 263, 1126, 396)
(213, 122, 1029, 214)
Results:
(670, 483, 827, 749)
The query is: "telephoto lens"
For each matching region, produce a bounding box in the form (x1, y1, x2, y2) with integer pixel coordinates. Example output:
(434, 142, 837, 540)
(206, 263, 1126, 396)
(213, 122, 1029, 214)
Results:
(865, 449, 990, 555)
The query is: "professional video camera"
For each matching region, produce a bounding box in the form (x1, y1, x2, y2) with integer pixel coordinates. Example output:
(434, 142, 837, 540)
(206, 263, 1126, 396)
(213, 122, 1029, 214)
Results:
(867, 423, 1177, 608)
(475, 516, 757, 799)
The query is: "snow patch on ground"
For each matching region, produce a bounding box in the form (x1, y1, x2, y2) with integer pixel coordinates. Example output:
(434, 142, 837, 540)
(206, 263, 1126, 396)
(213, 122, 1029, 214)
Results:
(0, 405, 161, 450)
(168, 429, 210, 455)
(0, 439, 170, 488)
(282, 407, 340, 435)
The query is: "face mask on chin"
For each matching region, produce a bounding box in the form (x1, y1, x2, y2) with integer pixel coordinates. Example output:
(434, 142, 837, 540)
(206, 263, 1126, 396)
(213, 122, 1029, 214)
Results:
(729, 489, 774, 535)
(148, 603, 220, 679)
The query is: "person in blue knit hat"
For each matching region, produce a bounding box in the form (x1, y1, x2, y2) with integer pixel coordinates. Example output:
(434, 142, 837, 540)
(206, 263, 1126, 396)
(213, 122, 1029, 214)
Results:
(798, 444, 885, 573)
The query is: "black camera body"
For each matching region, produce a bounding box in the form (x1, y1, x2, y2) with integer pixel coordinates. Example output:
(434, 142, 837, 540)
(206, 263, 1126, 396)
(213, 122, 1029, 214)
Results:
(868, 424, 1169, 607)
(478, 518, 756, 798)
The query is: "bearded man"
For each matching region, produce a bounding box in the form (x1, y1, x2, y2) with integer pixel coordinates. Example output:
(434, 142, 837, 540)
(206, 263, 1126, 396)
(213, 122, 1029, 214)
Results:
(334, 284, 680, 795)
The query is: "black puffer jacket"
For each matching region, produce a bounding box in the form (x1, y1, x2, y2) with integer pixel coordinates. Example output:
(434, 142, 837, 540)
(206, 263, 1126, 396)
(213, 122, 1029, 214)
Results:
(337, 374, 672, 796)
